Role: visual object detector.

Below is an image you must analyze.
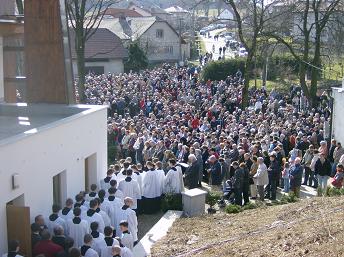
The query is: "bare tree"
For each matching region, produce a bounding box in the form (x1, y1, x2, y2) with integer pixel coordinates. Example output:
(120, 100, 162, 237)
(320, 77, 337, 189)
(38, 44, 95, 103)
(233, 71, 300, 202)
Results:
(224, 0, 283, 107)
(264, 0, 342, 106)
(65, 0, 120, 103)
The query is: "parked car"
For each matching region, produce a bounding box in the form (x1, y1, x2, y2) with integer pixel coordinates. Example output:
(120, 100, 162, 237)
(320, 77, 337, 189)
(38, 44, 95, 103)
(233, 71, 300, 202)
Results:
(224, 35, 233, 41)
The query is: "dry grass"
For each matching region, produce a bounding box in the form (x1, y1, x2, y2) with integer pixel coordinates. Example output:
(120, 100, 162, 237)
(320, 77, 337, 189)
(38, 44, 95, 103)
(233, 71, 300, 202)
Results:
(152, 197, 344, 257)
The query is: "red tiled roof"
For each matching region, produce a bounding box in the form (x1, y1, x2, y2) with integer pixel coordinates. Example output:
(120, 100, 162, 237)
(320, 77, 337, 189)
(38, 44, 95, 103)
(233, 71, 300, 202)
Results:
(69, 28, 128, 60)
(105, 8, 143, 18)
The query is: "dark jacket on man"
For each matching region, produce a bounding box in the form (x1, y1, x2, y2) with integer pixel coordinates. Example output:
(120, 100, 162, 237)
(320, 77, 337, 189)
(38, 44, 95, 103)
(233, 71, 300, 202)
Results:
(210, 160, 222, 185)
(314, 158, 331, 176)
(290, 163, 303, 188)
(185, 162, 200, 189)
(268, 160, 280, 180)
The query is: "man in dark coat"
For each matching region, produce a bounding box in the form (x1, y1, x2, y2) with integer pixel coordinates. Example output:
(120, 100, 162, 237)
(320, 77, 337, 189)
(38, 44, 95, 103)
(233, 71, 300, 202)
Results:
(290, 157, 303, 197)
(233, 161, 243, 206)
(266, 153, 280, 200)
(208, 155, 222, 186)
(185, 154, 200, 189)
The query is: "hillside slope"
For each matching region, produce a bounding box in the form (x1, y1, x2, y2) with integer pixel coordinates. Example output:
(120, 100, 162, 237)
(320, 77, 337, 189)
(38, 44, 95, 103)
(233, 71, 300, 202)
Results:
(152, 197, 344, 257)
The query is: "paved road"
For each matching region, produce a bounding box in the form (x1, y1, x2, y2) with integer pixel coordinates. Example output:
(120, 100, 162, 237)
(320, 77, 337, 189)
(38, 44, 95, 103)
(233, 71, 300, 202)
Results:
(201, 28, 235, 60)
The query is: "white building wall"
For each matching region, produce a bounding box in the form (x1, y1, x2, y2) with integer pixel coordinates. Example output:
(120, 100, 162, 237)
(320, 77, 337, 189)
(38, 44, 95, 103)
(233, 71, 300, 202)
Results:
(139, 22, 181, 62)
(72, 59, 124, 76)
(0, 106, 107, 253)
(332, 88, 344, 145)
(0, 36, 4, 101)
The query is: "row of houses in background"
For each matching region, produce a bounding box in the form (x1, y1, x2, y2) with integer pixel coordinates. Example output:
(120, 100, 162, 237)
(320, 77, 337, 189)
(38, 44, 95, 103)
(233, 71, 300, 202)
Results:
(77, 2, 192, 76)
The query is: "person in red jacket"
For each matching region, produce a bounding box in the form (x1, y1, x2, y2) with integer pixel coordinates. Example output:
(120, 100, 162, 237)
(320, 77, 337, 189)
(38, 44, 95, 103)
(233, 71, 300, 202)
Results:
(33, 229, 63, 257)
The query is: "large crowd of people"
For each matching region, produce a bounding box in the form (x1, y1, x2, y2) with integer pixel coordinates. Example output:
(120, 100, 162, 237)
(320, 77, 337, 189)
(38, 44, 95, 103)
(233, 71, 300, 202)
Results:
(5, 64, 344, 257)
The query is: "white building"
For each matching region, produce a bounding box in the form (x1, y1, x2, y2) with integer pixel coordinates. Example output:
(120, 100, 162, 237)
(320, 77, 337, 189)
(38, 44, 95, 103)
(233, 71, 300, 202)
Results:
(0, 103, 107, 254)
(332, 83, 344, 144)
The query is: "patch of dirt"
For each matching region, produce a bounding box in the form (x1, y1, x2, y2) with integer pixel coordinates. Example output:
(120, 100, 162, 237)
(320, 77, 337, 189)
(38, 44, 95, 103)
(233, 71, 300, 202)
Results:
(152, 197, 344, 257)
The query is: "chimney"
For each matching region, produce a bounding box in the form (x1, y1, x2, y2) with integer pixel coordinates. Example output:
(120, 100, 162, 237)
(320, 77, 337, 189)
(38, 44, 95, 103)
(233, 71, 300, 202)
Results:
(118, 16, 132, 38)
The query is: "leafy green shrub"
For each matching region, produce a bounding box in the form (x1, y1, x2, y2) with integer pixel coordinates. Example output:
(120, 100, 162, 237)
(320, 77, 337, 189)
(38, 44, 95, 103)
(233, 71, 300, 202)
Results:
(242, 202, 258, 210)
(107, 146, 117, 165)
(201, 58, 246, 81)
(206, 192, 222, 208)
(201, 55, 300, 81)
(161, 193, 183, 212)
(280, 192, 298, 203)
(225, 204, 242, 214)
(326, 187, 342, 197)
(339, 188, 344, 195)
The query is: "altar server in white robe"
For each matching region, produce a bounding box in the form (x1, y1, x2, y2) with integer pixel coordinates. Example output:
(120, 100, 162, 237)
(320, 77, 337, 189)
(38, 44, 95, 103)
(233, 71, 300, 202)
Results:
(130, 164, 143, 214)
(105, 187, 123, 230)
(131, 165, 143, 194)
(142, 161, 163, 214)
(74, 193, 88, 215)
(46, 204, 67, 235)
(111, 164, 121, 181)
(66, 207, 89, 248)
(90, 222, 105, 256)
(97, 189, 111, 214)
(117, 162, 131, 182)
(119, 221, 134, 251)
(115, 237, 133, 257)
(116, 197, 138, 243)
(85, 199, 105, 233)
(95, 198, 111, 227)
(59, 198, 74, 221)
(117, 169, 141, 211)
(164, 159, 185, 194)
(100, 169, 114, 191)
(81, 234, 99, 257)
(86, 184, 99, 202)
(106, 180, 124, 200)
(154, 161, 166, 195)
(99, 226, 119, 257)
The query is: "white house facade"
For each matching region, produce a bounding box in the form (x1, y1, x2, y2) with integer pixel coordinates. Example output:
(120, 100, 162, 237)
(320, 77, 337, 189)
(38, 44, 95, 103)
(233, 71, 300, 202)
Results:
(0, 104, 107, 253)
(332, 85, 344, 144)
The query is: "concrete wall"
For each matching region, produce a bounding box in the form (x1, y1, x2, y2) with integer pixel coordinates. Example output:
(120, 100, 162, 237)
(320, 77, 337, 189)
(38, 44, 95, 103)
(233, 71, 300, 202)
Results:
(0, 106, 107, 253)
(72, 59, 124, 76)
(0, 36, 3, 101)
(139, 22, 181, 62)
(332, 88, 344, 145)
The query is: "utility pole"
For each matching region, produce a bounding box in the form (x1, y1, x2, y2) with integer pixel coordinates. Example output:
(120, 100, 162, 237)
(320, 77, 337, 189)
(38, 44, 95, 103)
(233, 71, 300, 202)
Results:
(179, 18, 183, 63)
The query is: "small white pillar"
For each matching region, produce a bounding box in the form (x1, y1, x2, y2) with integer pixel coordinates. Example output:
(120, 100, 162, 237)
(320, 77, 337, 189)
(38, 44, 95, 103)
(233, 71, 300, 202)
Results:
(181, 188, 207, 217)
(0, 36, 4, 102)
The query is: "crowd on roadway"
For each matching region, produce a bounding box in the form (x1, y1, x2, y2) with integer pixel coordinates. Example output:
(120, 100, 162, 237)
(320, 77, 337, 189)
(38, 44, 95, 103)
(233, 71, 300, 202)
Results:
(5, 64, 344, 257)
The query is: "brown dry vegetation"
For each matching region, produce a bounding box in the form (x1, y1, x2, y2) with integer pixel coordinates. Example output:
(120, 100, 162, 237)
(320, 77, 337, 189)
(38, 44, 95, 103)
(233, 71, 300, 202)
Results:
(152, 197, 344, 257)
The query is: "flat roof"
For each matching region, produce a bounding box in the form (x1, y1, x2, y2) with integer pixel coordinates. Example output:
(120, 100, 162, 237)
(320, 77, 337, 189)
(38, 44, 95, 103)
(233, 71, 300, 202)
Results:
(0, 103, 107, 146)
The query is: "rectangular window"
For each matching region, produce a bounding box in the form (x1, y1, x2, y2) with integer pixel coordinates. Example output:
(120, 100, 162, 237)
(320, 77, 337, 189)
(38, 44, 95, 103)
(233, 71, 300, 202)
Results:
(156, 29, 164, 38)
(162, 46, 173, 54)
